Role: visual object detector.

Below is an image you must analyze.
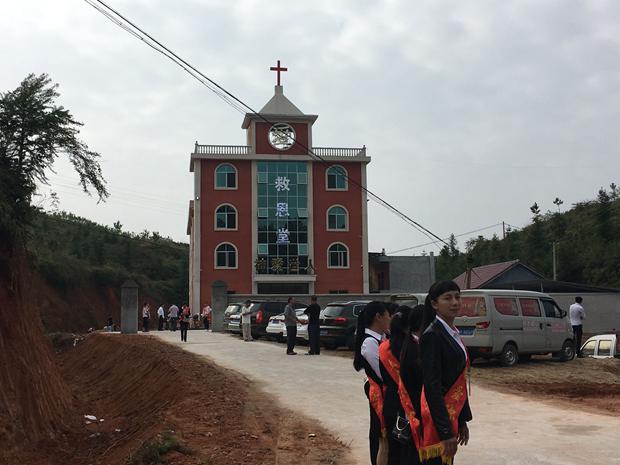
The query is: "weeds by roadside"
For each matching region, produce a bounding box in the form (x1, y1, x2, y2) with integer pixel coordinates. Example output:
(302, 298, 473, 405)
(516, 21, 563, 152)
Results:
(127, 431, 191, 465)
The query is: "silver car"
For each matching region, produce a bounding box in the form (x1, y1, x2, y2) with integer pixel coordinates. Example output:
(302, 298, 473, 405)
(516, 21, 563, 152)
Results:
(455, 289, 576, 366)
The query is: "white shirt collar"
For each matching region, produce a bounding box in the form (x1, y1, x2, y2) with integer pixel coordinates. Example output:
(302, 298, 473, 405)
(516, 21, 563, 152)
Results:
(435, 314, 459, 337)
(365, 328, 384, 341)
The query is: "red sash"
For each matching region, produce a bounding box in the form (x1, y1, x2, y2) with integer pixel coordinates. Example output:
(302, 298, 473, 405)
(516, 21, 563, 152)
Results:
(419, 366, 468, 465)
(367, 377, 386, 435)
(379, 341, 422, 448)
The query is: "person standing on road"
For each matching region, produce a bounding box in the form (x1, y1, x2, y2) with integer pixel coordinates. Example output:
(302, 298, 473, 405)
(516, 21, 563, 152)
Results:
(304, 296, 321, 355)
(284, 297, 306, 355)
(570, 296, 586, 357)
(142, 302, 150, 332)
(353, 301, 391, 465)
(179, 304, 190, 342)
(202, 303, 212, 331)
(398, 305, 425, 465)
(169, 304, 179, 331)
(241, 300, 254, 342)
(419, 281, 472, 465)
(157, 304, 165, 331)
(378, 308, 411, 465)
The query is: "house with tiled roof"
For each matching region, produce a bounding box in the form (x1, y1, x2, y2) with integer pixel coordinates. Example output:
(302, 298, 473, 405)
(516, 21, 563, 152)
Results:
(453, 260, 544, 289)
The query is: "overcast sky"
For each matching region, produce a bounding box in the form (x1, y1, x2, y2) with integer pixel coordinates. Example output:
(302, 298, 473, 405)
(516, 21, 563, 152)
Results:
(3, 0, 620, 254)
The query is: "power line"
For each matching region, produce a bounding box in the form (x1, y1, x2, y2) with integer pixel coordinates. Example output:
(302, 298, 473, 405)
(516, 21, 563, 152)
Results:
(387, 223, 503, 255)
(83, 0, 449, 247)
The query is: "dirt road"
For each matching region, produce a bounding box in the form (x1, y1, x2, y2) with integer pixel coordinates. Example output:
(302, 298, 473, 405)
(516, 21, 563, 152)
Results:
(153, 330, 620, 465)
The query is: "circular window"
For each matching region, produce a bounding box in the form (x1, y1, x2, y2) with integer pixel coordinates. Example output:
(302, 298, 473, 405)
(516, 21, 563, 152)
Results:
(268, 123, 296, 151)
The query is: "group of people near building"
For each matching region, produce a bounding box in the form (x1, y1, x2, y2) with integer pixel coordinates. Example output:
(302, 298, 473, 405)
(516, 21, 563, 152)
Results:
(140, 302, 212, 342)
(354, 281, 472, 465)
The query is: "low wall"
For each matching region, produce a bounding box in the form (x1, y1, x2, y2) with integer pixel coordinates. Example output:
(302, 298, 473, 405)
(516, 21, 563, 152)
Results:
(550, 292, 620, 334)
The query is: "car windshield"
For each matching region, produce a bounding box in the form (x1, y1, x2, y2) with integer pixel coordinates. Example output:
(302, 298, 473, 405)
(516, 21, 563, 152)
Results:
(224, 305, 241, 316)
(296, 308, 307, 316)
(323, 305, 345, 317)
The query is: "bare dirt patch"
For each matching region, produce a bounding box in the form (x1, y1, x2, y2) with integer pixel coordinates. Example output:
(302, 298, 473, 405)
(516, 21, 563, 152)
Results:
(471, 356, 620, 416)
(3, 333, 351, 465)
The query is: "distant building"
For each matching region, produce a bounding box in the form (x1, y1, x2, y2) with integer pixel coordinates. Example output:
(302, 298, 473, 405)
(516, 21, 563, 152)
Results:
(369, 251, 435, 293)
(187, 62, 371, 309)
(453, 259, 543, 289)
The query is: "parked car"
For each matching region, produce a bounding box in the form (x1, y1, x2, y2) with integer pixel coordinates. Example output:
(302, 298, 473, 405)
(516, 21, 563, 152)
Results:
(390, 293, 428, 308)
(455, 289, 576, 367)
(245, 300, 307, 339)
(266, 308, 309, 342)
(580, 334, 620, 358)
(319, 301, 371, 350)
(223, 303, 243, 333)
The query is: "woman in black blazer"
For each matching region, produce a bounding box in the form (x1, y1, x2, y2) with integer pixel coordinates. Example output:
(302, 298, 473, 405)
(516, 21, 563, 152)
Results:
(419, 281, 472, 464)
(398, 304, 425, 464)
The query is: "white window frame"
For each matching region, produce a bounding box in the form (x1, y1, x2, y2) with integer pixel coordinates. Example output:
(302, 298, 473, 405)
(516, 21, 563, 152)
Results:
(214, 163, 238, 190)
(325, 165, 348, 191)
(214, 203, 238, 231)
(214, 242, 238, 269)
(326, 204, 349, 231)
(327, 242, 350, 269)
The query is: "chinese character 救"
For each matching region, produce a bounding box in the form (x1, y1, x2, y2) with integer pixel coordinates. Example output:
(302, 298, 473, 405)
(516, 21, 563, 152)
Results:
(274, 176, 290, 192)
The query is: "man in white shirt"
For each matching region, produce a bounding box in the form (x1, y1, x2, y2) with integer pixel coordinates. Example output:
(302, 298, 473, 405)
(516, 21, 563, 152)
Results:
(169, 304, 179, 332)
(157, 305, 165, 331)
(241, 300, 254, 342)
(569, 297, 586, 357)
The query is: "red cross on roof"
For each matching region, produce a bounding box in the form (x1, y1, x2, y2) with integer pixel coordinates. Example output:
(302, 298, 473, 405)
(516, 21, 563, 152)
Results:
(270, 60, 288, 86)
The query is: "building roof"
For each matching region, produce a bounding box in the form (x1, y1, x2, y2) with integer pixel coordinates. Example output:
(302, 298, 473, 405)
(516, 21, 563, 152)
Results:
(485, 279, 620, 294)
(259, 85, 304, 115)
(453, 260, 543, 289)
(242, 85, 318, 128)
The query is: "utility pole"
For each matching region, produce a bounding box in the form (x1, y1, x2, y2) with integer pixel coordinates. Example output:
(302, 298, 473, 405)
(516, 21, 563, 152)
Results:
(552, 241, 558, 281)
(502, 221, 506, 239)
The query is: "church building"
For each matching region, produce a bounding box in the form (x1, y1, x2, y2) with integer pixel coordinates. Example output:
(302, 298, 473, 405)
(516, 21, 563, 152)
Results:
(187, 62, 371, 308)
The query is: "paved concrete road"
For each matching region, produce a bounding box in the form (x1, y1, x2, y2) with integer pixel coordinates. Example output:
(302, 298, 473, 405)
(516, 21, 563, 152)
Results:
(152, 331, 620, 465)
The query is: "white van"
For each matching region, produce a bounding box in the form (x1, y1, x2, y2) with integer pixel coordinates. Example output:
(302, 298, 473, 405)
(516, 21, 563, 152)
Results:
(455, 289, 575, 366)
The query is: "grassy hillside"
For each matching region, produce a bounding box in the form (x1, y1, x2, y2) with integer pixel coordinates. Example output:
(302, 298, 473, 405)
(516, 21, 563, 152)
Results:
(437, 185, 620, 288)
(26, 210, 189, 331)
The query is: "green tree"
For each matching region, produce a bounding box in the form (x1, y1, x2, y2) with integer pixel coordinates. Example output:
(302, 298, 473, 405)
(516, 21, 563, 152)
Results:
(0, 73, 108, 244)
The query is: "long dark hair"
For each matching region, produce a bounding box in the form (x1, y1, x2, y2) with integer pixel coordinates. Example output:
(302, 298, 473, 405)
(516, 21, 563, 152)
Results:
(399, 304, 425, 368)
(388, 306, 412, 359)
(353, 301, 387, 372)
(421, 280, 461, 331)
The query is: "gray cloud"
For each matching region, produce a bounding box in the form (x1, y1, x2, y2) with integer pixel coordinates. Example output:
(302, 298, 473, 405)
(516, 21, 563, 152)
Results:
(2, 0, 620, 253)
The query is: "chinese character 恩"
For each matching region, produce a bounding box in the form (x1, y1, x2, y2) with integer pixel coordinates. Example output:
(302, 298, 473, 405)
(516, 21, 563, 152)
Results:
(274, 176, 290, 192)
(276, 202, 289, 217)
(276, 227, 289, 244)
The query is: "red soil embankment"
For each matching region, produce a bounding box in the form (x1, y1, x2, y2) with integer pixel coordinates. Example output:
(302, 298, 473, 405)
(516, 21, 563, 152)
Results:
(2, 333, 351, 465)
(0, 254, 74, 454)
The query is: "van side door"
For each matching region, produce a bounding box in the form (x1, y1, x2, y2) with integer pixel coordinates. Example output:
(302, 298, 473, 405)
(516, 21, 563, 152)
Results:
(518, 298, 546, 352)
(491, 296, 523, 353)
(540, 298, 567, 351)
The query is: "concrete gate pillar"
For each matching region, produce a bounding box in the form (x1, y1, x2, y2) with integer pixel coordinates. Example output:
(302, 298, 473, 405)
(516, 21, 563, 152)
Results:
(121, 279, 139, 334)
(211, 280, 228, 332)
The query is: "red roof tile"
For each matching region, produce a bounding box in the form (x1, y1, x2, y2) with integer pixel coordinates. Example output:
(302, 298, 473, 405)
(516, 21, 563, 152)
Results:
(453, 260, 519, 289)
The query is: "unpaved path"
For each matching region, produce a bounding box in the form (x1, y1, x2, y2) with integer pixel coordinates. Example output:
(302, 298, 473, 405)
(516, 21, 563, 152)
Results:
(153, 330, 620, 465)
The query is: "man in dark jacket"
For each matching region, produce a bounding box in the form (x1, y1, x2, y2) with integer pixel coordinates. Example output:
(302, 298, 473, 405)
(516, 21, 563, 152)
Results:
(304, 296, 321, 355)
